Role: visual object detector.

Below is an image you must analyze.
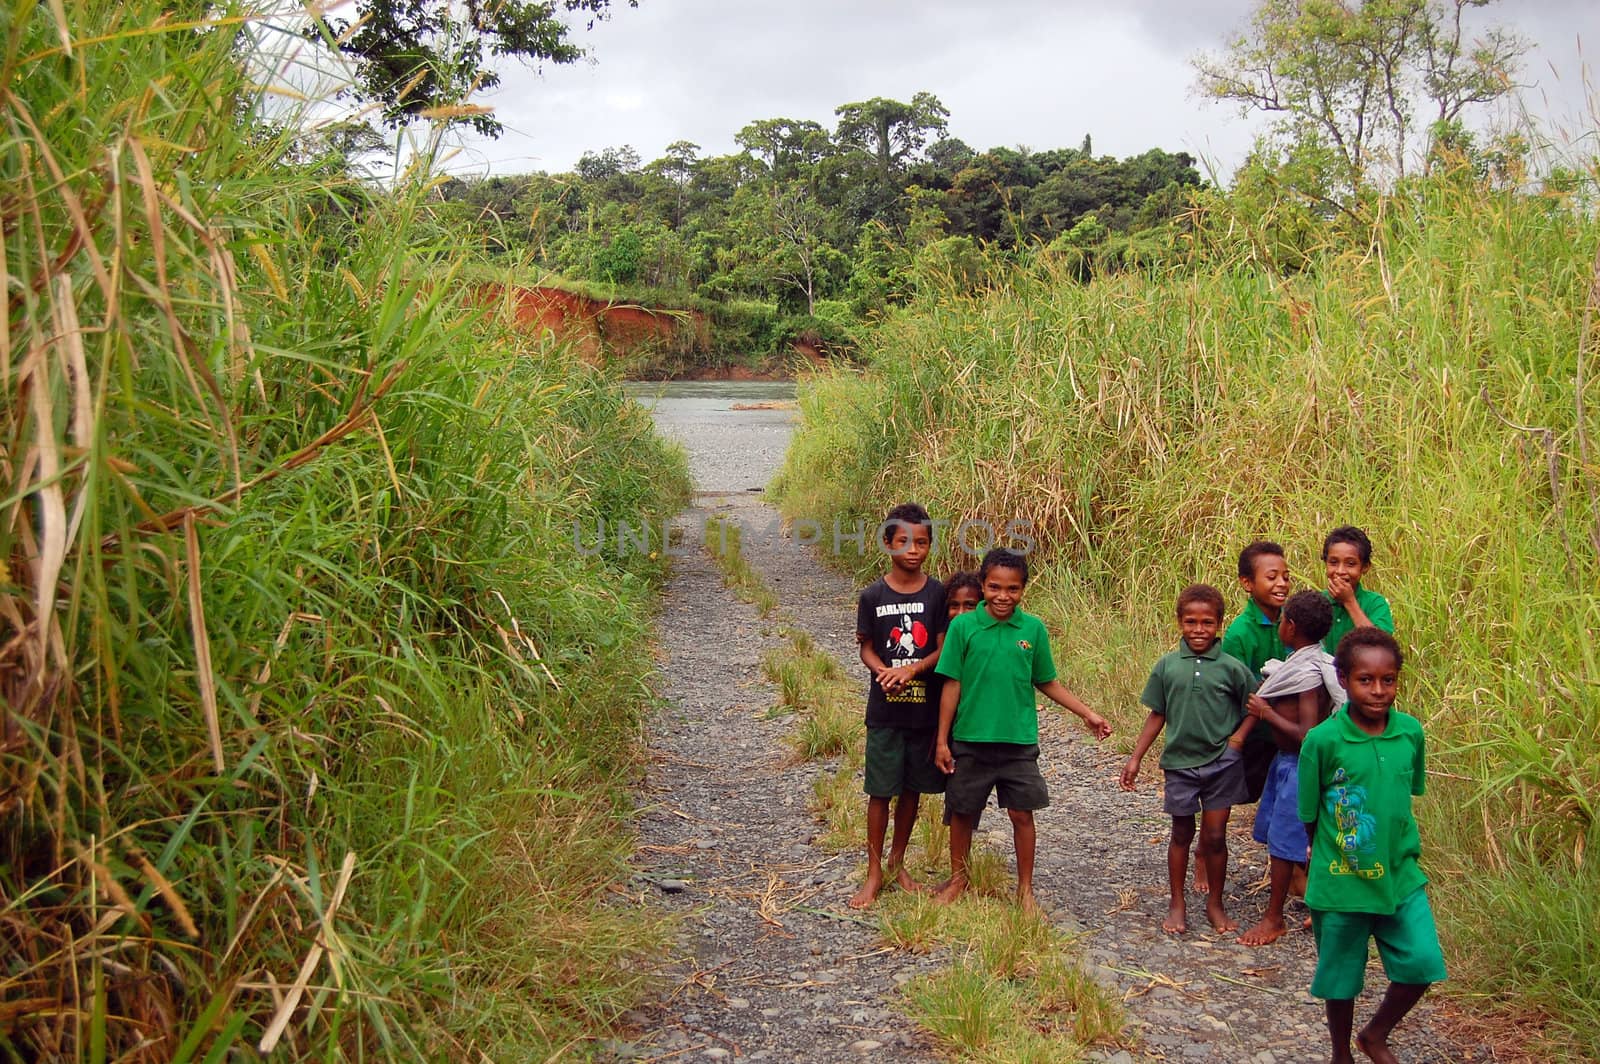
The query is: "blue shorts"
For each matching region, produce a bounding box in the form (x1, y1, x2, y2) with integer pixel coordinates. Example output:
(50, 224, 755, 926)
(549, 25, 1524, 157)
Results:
(1252, 752, 1309, 863)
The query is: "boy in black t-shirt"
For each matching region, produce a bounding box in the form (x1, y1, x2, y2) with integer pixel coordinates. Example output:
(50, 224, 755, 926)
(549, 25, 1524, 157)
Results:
(850, 503, 946, 908)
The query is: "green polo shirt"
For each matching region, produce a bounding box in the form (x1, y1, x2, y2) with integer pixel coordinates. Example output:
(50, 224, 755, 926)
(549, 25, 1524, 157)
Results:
(1139, 641, 1256, 770)
(1220, 598, 1287, 680)
(934, 604, 1056, 744)
(1322, 585, 1395, 654)
(1298, 707, 1427, 915)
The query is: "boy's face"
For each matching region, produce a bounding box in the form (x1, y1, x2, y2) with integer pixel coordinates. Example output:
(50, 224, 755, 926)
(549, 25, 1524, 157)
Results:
(1239, 552, 1291, 616)
(885, 523, 931, 573)
(946, 585, 980, 620)
(1324, 541, 1370, 592)
(1339, 646, 1399, 731)
(1178, 601, 1222, 654)
(980, 565, 1025, 621)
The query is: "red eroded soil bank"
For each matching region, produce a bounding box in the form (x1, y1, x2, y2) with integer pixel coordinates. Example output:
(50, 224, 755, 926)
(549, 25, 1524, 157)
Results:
(479, 283, 820, 380)
(480, 282, 708, 365)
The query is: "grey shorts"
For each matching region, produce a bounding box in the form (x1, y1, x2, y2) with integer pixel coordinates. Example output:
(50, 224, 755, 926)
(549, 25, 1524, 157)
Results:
(943, 741, 1048, 826)
(1162, 746, 1247, 816)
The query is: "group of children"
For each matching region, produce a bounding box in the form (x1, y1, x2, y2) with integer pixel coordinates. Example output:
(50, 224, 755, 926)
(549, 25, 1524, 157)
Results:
(851, 506, 1444, 1064)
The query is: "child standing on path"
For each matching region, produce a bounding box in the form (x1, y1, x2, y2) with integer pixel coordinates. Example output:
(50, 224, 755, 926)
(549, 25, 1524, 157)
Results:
(1321, 525, 1395, 653)
(851, 503, 947, 909)
(1238, 590, 1343, 947)
(1300, 628, 1445, 1064)
(1220, 540, 1292, 806)
(933, 548, 1111, 911)
(1121, 584, 1258, 934)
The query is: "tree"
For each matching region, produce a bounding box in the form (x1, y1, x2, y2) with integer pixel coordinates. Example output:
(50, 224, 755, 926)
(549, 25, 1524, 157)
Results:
(735, 119, 833, 183)
(316, 0, 637, 136)
(834, 92, 949, 190)
(1193, 0, 1524, 197)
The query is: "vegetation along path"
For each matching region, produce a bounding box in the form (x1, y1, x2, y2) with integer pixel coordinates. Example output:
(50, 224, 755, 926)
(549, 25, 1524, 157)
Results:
(614, 394, 1495, 1063)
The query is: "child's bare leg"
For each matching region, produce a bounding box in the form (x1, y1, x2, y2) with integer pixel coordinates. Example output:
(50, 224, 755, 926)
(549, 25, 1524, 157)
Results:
(850, 795, 891, 909)
(1240, 855, 1293, 945)
(1007, 808, 1037, 912)
(1354, 983, 1429, 1064)
(887, 790, 923, 892)
(1199, 807, 1236, 932)
(1165, 815, 1195, 934)
(1192, 840, 1210, 893)
(933, 813, 974, 904)
(1326, 999, 1356, 1064)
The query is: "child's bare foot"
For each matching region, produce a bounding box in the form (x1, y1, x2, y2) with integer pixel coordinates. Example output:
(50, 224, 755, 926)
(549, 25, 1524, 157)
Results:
(1355, 1028, 1399, 1064)
(1238, 915, 1287, 946)
(849, 868, 884, 909)
(932, 877, 967, 905)
(892, 866, 926, 894)
(1205, 897, 1237, 933)
(1017, 889, 1041, 916)
(1192, 864, 1211, 894)
(1163, 899, 1187, 934)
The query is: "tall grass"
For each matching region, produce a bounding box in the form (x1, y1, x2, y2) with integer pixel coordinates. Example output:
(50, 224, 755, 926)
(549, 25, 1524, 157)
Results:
(774, 170, 1600, 1055)
(2, 2, 688, 1059)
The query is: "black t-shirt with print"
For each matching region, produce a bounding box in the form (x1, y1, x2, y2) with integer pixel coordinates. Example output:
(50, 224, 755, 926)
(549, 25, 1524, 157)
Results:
(855, 575, 946, 729)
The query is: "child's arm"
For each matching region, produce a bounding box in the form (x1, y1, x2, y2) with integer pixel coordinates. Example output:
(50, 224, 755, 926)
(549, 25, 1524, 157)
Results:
(1119, 712, 1165, 790)
(1035, 679, 1111, 739)
(1245, 687, 1321, 746)
(934, 678, 961, 774)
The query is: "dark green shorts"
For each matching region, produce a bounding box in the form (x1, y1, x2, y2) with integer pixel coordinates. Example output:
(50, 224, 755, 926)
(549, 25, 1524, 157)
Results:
(942, 741, 1048, 826)
(1309, 886, 1447, 999)
(864, 726, 946, 798)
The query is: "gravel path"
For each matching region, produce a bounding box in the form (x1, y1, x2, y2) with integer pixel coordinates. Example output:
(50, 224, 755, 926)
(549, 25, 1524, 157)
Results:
(616, 400, 1494, 1063)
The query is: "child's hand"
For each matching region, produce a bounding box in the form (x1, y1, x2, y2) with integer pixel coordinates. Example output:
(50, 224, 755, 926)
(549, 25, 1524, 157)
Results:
(1327, 571, 1358, 607)
(1246, 693, 1269, 718)
(1119, 757, 1140, 791)
(879, 664, 915, 693)
(935, 743, 956, 775)
(1081, 710, 1112, 741)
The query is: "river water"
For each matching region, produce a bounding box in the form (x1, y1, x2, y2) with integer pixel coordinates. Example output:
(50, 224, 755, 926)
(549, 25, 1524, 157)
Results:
(624, 380, 798, 494)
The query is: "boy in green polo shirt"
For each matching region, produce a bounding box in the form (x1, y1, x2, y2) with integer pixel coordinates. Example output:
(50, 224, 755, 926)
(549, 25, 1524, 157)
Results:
(1299, 628, 1445, 1064)
(1121, 584, 1258, 934)
(932, 548, 1111, 911)
(1321, 525, 1395, 653)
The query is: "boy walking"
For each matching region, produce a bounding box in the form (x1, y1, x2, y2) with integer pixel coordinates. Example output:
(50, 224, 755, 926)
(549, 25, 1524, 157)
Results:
(1301, 628, 1445, 1063)
(1122, 584, 1258, 933)
(851, 503, 946, 908)
(1238, 590, 1343, 947)
(932, 548, 1110, 911)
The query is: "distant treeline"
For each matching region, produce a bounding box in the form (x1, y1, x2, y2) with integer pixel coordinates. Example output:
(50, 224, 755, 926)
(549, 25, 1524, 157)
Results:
(437, 92, 1203, 318)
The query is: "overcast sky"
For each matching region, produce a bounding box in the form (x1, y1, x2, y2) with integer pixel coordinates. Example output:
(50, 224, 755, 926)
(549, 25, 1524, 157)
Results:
(400, 1, 1594, 180)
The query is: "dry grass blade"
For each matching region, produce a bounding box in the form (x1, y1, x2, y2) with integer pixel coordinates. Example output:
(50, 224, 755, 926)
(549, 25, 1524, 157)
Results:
(257, 850, 356, 1053)
(23, 330, 67, 675)
(183, 512, 225, 773)
(125, 845, 199, 940)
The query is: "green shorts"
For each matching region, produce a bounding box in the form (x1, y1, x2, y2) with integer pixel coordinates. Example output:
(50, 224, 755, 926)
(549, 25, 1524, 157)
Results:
(864, 726, 946, 798)
(1309, 886, 1447, 1000)
(942, 741, 1048, 828)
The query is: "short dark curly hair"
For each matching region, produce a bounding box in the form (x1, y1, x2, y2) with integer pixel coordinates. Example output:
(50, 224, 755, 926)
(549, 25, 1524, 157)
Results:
(1333, 627, 1403, 676)
(1282, 590, 1333, 643)
(945, 570, 982, 601)
(1238, 540, 1286, 579)
(979, 547, 1028, 586)
(881, 502, 932, 544)
(1175, 583, 1225, 621)
(1323, 525, 1374, 564)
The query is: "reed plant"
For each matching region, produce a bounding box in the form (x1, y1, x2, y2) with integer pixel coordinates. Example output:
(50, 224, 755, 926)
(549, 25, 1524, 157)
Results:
(2, 1, 688, 1058)
(775, 167, 1600, 1055)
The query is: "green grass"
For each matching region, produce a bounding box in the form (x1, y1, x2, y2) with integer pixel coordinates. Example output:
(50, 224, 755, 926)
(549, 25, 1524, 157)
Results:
(705, 515, 781, 615)
(773, 162, 1600, 1057)
(1, 2, 690, 1058)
